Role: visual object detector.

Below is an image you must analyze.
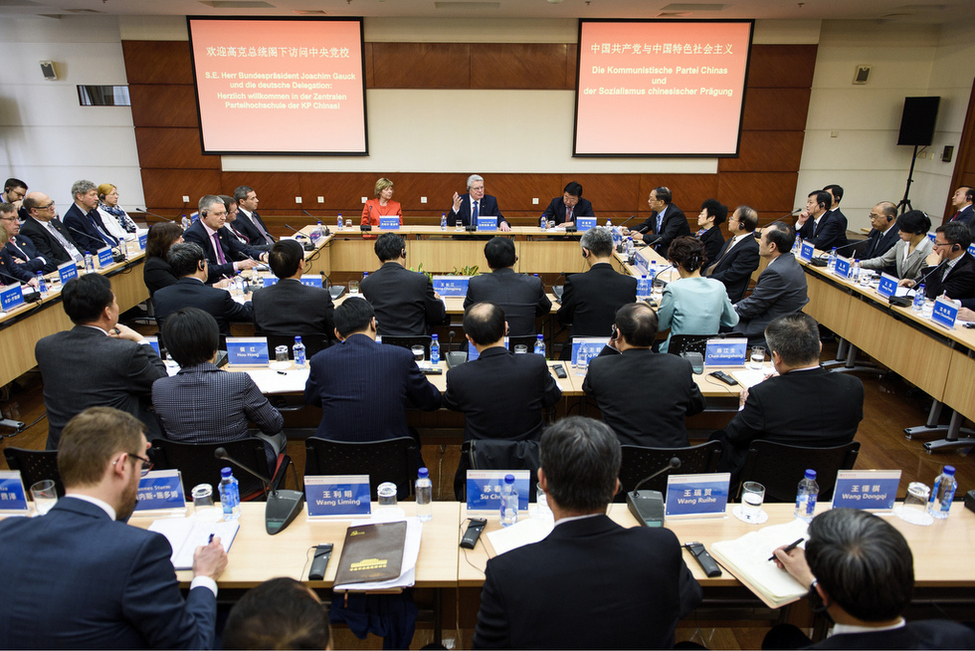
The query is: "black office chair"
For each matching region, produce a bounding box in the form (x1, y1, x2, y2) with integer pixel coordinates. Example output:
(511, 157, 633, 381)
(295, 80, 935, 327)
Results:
(304, 436, 418, 500)
(667, 332, 745, 357)
(455, 439, 541, 501)
(381, 335, 432, 360)
(615, 441, 722, 502)
(3, 448, 64, 498)
(265, 334, 330, 360)
(150, 437, 291, 502)
(737, 440, 861, 502)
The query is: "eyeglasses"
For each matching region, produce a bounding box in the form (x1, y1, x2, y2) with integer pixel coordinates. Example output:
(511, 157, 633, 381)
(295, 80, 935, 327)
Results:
(932, 240, 951, 248)
(114, 452, 154, 477)
(37, 202, 55, 210)
(0, 216, 17, 222)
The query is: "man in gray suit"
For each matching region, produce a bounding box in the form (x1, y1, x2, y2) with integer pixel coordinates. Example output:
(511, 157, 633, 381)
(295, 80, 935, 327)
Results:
(733, 221, 808, 347)
(35, 274, 167, 449)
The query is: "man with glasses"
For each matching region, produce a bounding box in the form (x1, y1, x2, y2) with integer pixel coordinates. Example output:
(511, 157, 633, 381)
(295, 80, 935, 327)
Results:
(860, 201, 899, 263)
(1, 202, 49, 274)
(19, 191, 85, 268)
(2, 177, 27, 211)
(0, 407, 228, 649)
(899, 220, 975, 305)
(447, 174, 511, 232)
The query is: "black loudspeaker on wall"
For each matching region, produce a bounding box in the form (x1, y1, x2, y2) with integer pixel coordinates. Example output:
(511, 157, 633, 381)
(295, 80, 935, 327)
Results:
(897, 96, 940, 146)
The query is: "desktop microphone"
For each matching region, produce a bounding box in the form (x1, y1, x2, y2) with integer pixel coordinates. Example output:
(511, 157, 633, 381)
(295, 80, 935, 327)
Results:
(808, 239, 863, 266)
(781, 207, 803, 219)
(66, 225, 125, 263)
(137, 208, 176, 223)
(214, 447, 305, 535)
(301, 209, 331, 237)
(626, 457, 681, 528)
(361, 205, 373, 231)
(445, 329, 467, 368)
(617, 214, 637, 228)
(0, 267, 42, 302)
(283, 224, 315, 251)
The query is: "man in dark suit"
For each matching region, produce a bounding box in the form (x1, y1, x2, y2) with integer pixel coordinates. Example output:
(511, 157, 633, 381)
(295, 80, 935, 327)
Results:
(153, 242, 254, 335)
(540, 181, 595, 227)
(556, 226, 637, 347)
(19, 191, 85, 268)
(901, 221, 975, 305)
(253, 239, 334, 338)
(948, 185, 974, 236)
(62, 179, 118, 254)
(473, 416, 702, 649)
(859, 201, 900, 263)
(734, 221, 809, 346)
(766, 508, 975, 650)
(796, 189, 847, 252)
(2, 202, 49, 273)
(234, 185, 276, 247)
(624, 186, 690, 254)
(2, 177, 27, 211)
(712, 313, 863, 479)
(34, 273, 167, 450)
(583, 303, 705, 447)
(464, 237, 551, 337)
(447, 174, 510, 231)
(0, 407, 228, 649)
(696, 198, 727, 265)
(360, 232, 447, 336)
(304, 297, 441, 441)
(182, 194, 265, 282)
(704, 205, 761, 302)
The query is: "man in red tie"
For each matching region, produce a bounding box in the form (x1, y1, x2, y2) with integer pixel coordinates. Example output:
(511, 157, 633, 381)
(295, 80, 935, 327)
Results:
(949, 185, 974, 231)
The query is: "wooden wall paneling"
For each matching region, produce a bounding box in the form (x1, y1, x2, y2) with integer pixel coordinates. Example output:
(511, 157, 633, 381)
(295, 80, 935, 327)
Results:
(564, 44, 578, 90)
(718, 131, 805, 172)
(745, 45, 818, 89)
(128, 85, 199, 128)
(638, 174, 720, 215)
(221, 172, 302, 208)
(370, 43, 471, 89)
(363, 42, 374, 88)
(471, 44, 568, 90)
(488, 174, 564, 211)
(141, 169, 223, 210)
(122, 41, 194, 85)
(560, 174, 642, 213)
(740, 88, 811, 131)
(717, 172, 798, 213)
(134, 127, 219, 170)
(756, 211, 800, 227)
(298, 172, 381, 213)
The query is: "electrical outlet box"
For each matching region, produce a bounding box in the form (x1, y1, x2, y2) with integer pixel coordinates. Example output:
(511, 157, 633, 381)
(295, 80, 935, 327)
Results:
(317, 196, 324, 203)
(295, 196, 302, 204)
(533, 198, 539, 205)
(182, 195, 190, 203)
(420, 197, 427, 204)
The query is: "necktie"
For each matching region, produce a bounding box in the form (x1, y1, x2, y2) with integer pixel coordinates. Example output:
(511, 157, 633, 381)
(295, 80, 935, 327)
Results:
(656, 213, 663, 234)
(252, 211, 272, 243)
(567, 207, 573, 223)
(952, 212, 961, 222)
(51, 222, 83, 261)
(230, 224, 249, 244)
(472, 200, 479, 224)
(88, 211, 117, 247)
(212, 232, 227, 264)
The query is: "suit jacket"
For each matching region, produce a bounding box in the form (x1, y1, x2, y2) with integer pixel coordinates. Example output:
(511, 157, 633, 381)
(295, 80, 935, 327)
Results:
(634, 203, 691, 253)
(861, 237, 933, 281)
(705, 233, 761, 302)
(143, 255, 178, 297)
(360, 262, 447, 336)
(557, 262, 637, 339)
(35, 326, 166, 450)
(153, 277, 254, 335)
(304, 334, 441, 440)
(63, 202, 116, 254)
(252, 278, 334, 337)
(808, 620, 975, 649)
(472, 514, 702, 649)
(799, 210, 847, 252)
(182, 219, 262, 281)
(716, 366, 863, 477)
(0, 497, 216, 649)
(448, 193, 508, 228)
(464, 268, 551, 337)
(19, 215, 80, 268)
(0, 246, 36, 283)
(540, 196, 595, 225)
(860, 225, 899, 261)
(4, 234, 47, 273)
(734, 253, 809, 342)
(698, 225, 725, 266)
(583, 348, 706, 447)
(235, 208, 275, 246)
(920, 252, 975, 303)
(950, 204, 974, 224)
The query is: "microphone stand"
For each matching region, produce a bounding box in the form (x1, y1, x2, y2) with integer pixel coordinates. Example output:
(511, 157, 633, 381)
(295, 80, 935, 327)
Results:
(214, 447, 304, 535)
(626, 457, 681, 527)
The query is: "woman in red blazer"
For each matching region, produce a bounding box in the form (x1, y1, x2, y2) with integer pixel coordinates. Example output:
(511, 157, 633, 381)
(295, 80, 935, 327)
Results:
(360, 178, 403, 238)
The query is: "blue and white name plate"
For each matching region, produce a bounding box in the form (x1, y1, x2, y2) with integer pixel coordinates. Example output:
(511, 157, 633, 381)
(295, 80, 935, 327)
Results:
(833, 257, 850, 279)
(134, 470, 187, 513)
(665, 473, 731, 518)
(633, 251, 651, 275)
(832, 470, 901, 511)
(705, 338, 747, 366)
(799, 241, 814, 263)
(571, 337, 607, 367)
(466, 470, 530, 512)
(226, 337, 270, 365)
(0, 470, 29, 513)
(432, 276, 470, 297)
(468, 336, 511, 362)
(144, 336, 161, 357)
(138, 231, 148, 250)
(379, 216, 400, 230)
(476, 216, 498, 231)
(97, 246, 113, 268)
(58, 261, 78, 284)
(0, 283, 25, 311)
(305, 475, 372, 517)
(576, 217, 597, 232)
(931, 297, 959, 329)
(877, 273, 899, 298)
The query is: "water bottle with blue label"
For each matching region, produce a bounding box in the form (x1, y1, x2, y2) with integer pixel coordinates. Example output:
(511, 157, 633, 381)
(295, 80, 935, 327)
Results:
(605, 218, 612, 228)
(534, 334, 545, 357)
(218, 467, 240, 521)
(441, 213, 447, 230)
(416, 467, 433, 522)
(336, 214, 343, 230)
(314, 220, 323, 242)
(913, 284, 926, 313)
(828, 247, 837, 272)
(500, 474, 518, 527)
(794, 469, 818, 523)
(927, 465, 956, 519)
(181, 215, 191, 230)
(293, 336, 306, 369)
(84, 252, 94, 273)
(850, 259, 860, 283)
(792, 237, 801, 256)
(430, 334, 440, 364)
(637, 274, 650, 300)
(540, 216, 547, 230)
(36, 272, 48, 297)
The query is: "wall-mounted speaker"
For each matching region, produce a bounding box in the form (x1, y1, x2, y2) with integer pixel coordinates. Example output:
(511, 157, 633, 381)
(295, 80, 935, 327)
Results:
(39, 60, 57, 81)
(897, 96, 940, 147)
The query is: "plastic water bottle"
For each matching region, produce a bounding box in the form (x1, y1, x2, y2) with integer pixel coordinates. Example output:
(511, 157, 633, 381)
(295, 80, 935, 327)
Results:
(794, 469, 819, 523)
(314, 220, 323, 242)
(827, 247, 838, 272)
(534, 334, 545, 357)
(181, 215, 191, 230)
(605, 218, 612, 228)
(913, 284, 926, 313)
(336, 214, 343, 230)
(612, 227, 622, 250)
(36, 272, 48, 297)
(430, 334, 440, 364)
(540, 216, 547, 230)
(625, 237, 634, 261)
(850, 259, 860, 283)
(927, 465, 957, 519)
(415, 467, 433, 522)
(792, 236, 801, 256)
(218, 467, 241, 521)
(637, 274, 650, 300)
(500, 474, 518, 527)
(84, 252, 94, 273)
(293, 336, 306, 369)
(441, 213, 447, 231)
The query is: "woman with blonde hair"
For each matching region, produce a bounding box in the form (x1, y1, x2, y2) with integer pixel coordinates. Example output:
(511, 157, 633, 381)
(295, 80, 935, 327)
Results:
(97, 183, 137, 240)
(360, 178, 403, 234)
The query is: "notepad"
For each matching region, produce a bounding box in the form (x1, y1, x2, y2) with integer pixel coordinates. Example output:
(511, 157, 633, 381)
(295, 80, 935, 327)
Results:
(148, 518, 239, 570)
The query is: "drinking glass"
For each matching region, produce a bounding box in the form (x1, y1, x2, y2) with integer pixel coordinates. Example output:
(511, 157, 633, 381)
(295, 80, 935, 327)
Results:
(740, 481, 765, 523)
(748, 346, 765, 370)
(30, 480, 58, 516)
(191, 484, 221, 522)
(349, 280, 360, 295)
(513, 344, 528, 354)
(411, 345, 425, 362)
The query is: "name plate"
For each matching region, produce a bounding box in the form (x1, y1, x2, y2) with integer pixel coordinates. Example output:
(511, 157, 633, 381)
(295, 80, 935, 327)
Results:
(305, 475, 372, 517)
(378, 216, 400, 230)
(633, 251, 651, 275)
(832, 470, 901, 511)
(144, 336, 161, 356)
(0, 471, 29, 513)
(799, 240, 814, 262)
(705, 338, 747, 366)
(476, 216, 498, 231)
(432, 276, 470, 297)
(576, 217, 597, 232)
(931, 298, 958, 329)
(226, 337, 270, 365)
(665, 473, 731, 517)
(968, 243, 975, 257)
(877, 273, 899, 298)
(134, 470, 187, 513)
(571, 336, 607, 367)
(138, 232, 148, 250)
(0, 283, 25, 311)
(58, 261, 78, 284)
(263, 276, 279, 288)
(300, 275, 323, 288)
(466, 470, 530, 512)
(833, 257, 850, 279)
(97, 246, 113, 268)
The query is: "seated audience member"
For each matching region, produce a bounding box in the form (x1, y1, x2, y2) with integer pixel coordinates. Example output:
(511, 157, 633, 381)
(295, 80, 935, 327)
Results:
(657, 236, 739, 353)
(361, 177, 403, 234)
(696, 198, 727, 264)
(541, 181, 594, 228)
(0, 212, 40, 285)
(304, 297, 441, 441)
(0, 407, 228, 649)
(2, 177, 27, 211)
(583, 303, 705, 448)
(153, 242, 253, 335)
(35, 274, 166, 449)
(795, 189, 846, 252)
(253, 239, 334, 338)
(152, 307, 283, 464)
(473, 416, 702, 649)
(703, 205, 761, 302)
(948, 185, 974, 230)
(220, 194, 249, 246)
(463, 237, 551, 337)
(63, 179, 119, 254)
(222, 578, 332, 650)
(900, 220, 975, 306)
(96, 183, 137, 240)
(183, 194, 265, 283)
(712, 313, 863, 480)
(360, 232, 446, 337)
(765, 508, 975, 650)
(234, 185, 275, 247)
(860, 209, 932, 281)
(143, 221, 184, 297)
(447, 174, 510, 231)
(18, 191, 85, 268)
(859, 201, 899, 262)
(624, 186, 691, 254)
(2, 201, 49, 274)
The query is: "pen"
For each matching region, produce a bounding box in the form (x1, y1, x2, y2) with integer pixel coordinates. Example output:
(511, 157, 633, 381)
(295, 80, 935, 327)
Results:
(208, 533, 214, 544)
(769, 537, 805, 562)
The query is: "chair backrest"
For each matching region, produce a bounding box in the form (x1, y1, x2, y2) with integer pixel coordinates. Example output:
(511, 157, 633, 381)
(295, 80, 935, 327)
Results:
(265, 334, 330, 359)
(381, 335, 432, 360)
(507, 335, 539, 354)
(616, 441, 722, 501)
(457, 439, 541, 502)
(304, 436, 418, 500)
(738, 440, 861, 502)
(668, 332, 744, 357)
(3, 448, 64, 498)
(149, 438, 273, 500)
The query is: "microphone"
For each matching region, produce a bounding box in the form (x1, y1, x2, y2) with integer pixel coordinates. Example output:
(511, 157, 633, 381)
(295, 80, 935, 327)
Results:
(626, 457, 680, 528)
(283, 224, 315, 251)
(0, 268, 42, 303)
(913, 257, 948, 290)
(781, 207, 803, 219)
(138, 208, 176, 223)
(617, 214, 637, 228)
(301, 210, 331, 237)
(361, 204, 373, 231)
(445, 329, 468, 368)
(809, 239, 862, 266)
(214, 447, 304, 535)
(66, 225, 125, 263)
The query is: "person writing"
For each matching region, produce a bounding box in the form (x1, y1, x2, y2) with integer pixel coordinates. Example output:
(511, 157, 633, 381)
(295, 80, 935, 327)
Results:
(361, 177, 403, 236)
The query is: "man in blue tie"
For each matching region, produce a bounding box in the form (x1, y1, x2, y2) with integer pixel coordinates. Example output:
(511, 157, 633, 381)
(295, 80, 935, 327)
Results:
(62, 179, 118, 254)
(447, 174, 510, 232)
